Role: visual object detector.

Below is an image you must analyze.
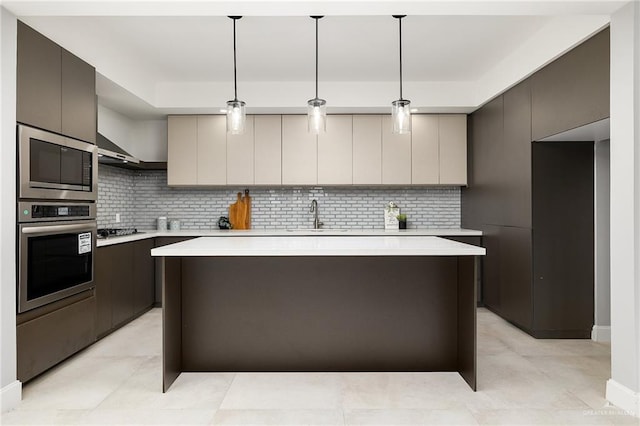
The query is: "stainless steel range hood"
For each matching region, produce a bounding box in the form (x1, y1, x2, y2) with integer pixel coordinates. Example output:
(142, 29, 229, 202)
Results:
(96, 133, 140, 165)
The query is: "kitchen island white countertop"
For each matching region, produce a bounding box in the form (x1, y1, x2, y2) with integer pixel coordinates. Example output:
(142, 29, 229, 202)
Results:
(151, 235, 486, 257)
(97, 228, 482, 247)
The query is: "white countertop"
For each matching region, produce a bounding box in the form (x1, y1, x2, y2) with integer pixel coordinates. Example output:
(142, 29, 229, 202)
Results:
(150, 235, 486, 257)
(96, 228, 482, 247)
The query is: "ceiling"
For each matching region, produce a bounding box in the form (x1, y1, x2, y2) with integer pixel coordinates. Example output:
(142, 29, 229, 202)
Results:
(5, 1, 623, 120)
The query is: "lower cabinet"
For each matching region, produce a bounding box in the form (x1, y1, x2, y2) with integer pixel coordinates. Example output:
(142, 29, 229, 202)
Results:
(95, 239, 155, 338)
(499, 227, 533, 330)
(95, 246, 113, 337)
(17, 290, 96, 382)
(111, 243, 134, 328)
(133, 239, 155, 314)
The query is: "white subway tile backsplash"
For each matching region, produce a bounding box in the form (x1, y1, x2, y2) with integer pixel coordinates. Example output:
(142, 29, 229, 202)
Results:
(98, 165, 461, 230)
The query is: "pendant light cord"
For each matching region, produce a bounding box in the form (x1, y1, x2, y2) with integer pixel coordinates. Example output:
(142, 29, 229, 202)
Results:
(233, 17, 238, 101)
(315, 17, 319, 99)
(398, 16, 403, 100)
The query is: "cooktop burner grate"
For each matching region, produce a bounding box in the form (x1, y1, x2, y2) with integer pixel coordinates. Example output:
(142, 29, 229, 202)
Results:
(97, 228, 140, 239)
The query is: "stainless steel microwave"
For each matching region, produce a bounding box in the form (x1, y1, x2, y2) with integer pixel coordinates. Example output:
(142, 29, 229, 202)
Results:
(18, 124, 98, 201)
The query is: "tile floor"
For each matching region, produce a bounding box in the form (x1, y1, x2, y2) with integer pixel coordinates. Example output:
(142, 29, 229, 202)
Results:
(2, 308, 638, 425)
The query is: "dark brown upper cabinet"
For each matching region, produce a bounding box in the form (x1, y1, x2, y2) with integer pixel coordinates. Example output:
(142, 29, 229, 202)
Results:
(466, 95, 504, 227)
(17, 21, 62, 134)
(61, 48, 97, 144)
(530, 28, 610, 141)
(17, 21, 96, 144)
(502, 81, 532, 228)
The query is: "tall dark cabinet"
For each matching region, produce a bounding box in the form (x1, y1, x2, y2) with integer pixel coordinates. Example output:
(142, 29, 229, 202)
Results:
(532, 142, 594, 336)
(17, 21, 96, 144)
(463, 28, 607, 338)
(16, 21, 62, 134)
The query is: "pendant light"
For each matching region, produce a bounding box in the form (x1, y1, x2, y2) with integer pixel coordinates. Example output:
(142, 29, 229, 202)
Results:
(226, 16, 246, 135)
(391, 15, 411, 134)
(307, 16, 326, 134)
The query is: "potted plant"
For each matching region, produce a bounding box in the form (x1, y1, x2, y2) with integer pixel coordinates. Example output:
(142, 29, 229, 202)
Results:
(396, 214, 407, 229)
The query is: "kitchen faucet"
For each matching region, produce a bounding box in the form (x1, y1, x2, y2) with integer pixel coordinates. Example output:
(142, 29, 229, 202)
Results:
(310, 199, 323, 229)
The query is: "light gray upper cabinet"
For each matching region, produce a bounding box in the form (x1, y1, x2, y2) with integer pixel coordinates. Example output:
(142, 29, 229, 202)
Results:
(353, 115, 382, 185)
(412, 114, 467, 185)
(254, 115, 282, 185)
(197, 115, 227, 185)
(411, 115, 439, 185)
(318, 115, 353, 185)
(167, 115, 198, 186)
(282, 115, 317, 185)
(382, 115, 412, 185)
(438, 115, 467, 185)
(167, 115, 226, 186)
(167, 114, 467, 187)
(227, 115, 255, 185)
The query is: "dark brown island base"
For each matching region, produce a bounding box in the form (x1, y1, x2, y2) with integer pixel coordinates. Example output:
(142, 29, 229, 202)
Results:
(151, 235, 485, 392)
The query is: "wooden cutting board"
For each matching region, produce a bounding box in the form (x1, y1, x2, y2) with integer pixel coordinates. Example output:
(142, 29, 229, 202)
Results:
(243, 189, 251, 229)
(229, 192, 244, 229)
(229, 190, 251, 230)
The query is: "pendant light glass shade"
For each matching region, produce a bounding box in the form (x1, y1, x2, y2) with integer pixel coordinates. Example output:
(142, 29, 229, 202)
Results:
(226, 99, 246, 135)
(391, 99, 411, 134)
(392, 15, 411, 134)
(308, 16, 326, 134)
(226, 16, 246, 134)
(308, 98, 327, 134)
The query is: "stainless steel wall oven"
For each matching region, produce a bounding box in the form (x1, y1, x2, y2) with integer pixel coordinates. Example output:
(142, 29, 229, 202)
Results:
(18, 124, 97, 201)
(17, 201, 97, 313)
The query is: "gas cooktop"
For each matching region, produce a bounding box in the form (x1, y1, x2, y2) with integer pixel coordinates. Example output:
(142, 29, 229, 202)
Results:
(97, 228, 142, 239)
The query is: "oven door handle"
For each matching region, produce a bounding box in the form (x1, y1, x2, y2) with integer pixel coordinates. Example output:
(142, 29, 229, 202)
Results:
(21, 223, 95, 235)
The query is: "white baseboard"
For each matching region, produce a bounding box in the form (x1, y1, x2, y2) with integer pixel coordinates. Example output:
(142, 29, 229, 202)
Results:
(1, 380, 22, 413)
(606, 379, 640, 417)
(591, 325, 611, 342)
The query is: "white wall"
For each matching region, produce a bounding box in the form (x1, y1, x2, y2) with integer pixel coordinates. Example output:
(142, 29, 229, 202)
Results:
(130, 120, 167, 162)
(98, 105, 167, 162)
(0, 6, 21, 413)
(476, 15, 610, 107)
(607, 0, 640, 417)
(97, 104, 134, 152)
(593, 139, 611, 341)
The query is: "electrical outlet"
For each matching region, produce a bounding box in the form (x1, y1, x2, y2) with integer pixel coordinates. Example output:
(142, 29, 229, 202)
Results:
(115, 213, 121, 223)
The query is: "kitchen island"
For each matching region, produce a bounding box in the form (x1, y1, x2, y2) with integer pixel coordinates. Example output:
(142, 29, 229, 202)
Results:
(152, 235, 485, 392)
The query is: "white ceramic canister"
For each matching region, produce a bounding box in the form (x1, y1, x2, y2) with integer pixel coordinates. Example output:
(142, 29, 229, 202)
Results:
(157, 216, 167, 231)
(169, 219, 180, 231)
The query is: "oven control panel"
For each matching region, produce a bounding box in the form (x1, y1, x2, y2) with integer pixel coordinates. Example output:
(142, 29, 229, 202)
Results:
(18, 201, 96, 222)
